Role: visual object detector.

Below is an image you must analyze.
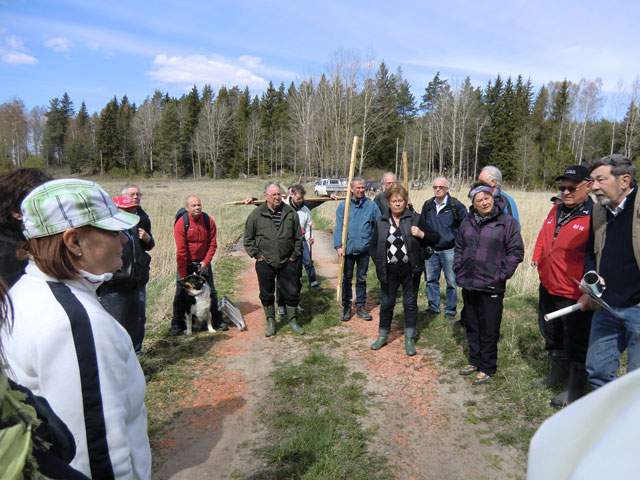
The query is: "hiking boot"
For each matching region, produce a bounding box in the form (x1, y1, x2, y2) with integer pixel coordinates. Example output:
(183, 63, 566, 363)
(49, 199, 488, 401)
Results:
(264, 305, 276, 337)
(286, 305, 305, 335)
(472, 372, 491, 385)
(310, 281, 320, 291)
(444, 312, 456, 320)
(370, 336, 388, 351)
(341, 306, 352, 322)
(356, 304, 372, 321)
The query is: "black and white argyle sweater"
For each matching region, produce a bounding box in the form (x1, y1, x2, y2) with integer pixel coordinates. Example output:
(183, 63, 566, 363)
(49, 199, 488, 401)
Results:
(386, 220, 408, 264)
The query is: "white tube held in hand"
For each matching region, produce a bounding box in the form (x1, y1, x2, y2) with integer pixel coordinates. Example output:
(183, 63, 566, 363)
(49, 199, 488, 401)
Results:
(544, 303, 583, 322)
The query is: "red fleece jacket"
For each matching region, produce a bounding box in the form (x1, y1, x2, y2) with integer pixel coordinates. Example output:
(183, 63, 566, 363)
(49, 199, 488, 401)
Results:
(174, 213, 217, 278)
(532, 202, 592, 299)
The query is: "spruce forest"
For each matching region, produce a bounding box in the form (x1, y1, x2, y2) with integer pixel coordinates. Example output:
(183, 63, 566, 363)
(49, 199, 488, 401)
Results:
(2, 57, 639, 186)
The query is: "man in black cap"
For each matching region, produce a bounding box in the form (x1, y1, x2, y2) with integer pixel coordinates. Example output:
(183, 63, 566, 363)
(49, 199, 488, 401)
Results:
(530, 165, 594, 407)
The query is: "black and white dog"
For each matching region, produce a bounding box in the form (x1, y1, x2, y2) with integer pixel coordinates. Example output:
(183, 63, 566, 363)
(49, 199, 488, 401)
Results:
(179, 274, 216, 335)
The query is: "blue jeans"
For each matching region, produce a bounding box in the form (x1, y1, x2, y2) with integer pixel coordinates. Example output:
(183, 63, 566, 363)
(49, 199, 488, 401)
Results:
(302, 239, 318, 285)
(342, 252, 369, 307)
(379, 262, 420, 335)
(425, 247, 458, 315)
(586, 305, 640, 390)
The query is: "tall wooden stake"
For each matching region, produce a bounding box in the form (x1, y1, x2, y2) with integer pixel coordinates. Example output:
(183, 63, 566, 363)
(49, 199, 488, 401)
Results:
(337, 136, 359, 303)
(402, 151, 409, 192)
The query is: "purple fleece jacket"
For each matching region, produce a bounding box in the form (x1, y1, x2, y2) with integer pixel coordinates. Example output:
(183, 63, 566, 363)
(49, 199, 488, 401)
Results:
(453, 207, 524, 293)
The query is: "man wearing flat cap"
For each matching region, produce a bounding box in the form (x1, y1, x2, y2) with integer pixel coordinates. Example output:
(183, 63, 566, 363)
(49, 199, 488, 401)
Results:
(531, 164, 594, 407)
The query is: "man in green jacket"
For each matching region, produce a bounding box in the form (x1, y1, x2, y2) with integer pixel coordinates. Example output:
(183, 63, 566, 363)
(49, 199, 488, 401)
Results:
(244, 183, 304, 336)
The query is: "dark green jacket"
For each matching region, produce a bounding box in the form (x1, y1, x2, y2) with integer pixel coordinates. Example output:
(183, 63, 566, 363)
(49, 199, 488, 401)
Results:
(244, 202, 303, 269)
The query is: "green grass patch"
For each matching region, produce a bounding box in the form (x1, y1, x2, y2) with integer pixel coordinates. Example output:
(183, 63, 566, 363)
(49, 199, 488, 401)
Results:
(142, 255, 244, 441)
(249, 348, 391, 480)
(412, 284, 558, 453)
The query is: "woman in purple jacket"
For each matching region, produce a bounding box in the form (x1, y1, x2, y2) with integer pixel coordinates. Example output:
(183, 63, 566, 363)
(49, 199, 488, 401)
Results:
(454, 182, 524, 385)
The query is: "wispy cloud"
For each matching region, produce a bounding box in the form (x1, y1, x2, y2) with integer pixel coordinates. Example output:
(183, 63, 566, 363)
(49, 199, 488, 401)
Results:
(44, 37, 71, 53)
(147, 54, 269, 90)
(0, 34, 37, 65)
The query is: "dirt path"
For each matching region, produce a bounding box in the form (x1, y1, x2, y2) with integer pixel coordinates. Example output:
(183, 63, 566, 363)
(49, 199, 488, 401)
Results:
(153, 230, 526, 479)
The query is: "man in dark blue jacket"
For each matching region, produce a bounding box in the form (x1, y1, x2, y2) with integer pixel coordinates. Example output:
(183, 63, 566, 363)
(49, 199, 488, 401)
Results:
(334, 177, 381, 321)
(420, 176, 467, 319)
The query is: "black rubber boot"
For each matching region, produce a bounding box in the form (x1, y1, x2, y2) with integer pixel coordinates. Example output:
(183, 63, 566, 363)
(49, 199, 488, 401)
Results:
(550, 363, 589, 408)
(531, 351, 569, 388)
(264, 305, 276, 337)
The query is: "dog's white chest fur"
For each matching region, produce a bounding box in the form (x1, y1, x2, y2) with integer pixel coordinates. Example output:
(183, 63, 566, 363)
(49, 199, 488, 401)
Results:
(185, 282, 215, 334)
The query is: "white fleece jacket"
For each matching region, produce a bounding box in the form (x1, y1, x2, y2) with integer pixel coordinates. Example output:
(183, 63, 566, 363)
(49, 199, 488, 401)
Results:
(2, 261, 151, 480)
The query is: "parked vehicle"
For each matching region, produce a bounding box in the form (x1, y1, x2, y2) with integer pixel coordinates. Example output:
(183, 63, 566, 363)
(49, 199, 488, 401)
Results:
(314, 178, 346, 197)
(365, 180, 382, 193)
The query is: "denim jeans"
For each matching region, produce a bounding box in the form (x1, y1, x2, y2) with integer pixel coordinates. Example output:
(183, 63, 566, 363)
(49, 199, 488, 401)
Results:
(342, 252, 369, 307)
(585, 305, 640, 390)
(425, 247, 458, 315)
(379, 262, 420, 335)
(302, 239, 318, 285)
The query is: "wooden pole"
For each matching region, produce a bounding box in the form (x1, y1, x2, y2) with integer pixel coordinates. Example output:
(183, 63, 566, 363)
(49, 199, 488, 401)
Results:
(402, 151, 409, 192)
(337, 136, 359, 303)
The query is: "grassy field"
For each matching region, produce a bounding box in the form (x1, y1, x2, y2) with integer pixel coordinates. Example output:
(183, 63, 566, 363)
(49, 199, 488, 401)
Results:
(93, 176, 562, 469)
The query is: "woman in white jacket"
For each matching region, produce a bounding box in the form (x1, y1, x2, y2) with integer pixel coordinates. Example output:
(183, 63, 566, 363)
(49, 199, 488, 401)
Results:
(2, 179, 151, 480)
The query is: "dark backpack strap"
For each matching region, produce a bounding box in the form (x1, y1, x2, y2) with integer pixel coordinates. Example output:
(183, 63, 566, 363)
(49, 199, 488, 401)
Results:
(202, 212, 211, 232)
(47, 282, 115, 480)
(182, 212, 190, 231)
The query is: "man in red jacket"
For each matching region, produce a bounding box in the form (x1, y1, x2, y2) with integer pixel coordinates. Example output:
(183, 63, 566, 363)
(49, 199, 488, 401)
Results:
(171, 195, 226, 335)
(531, 165, 594, 407)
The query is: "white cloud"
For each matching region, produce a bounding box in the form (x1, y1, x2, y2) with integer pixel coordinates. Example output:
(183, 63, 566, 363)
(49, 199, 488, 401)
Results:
(147, 54, 269, 90)
(45, 37, 71, 53)
(0, 34, 37, 66)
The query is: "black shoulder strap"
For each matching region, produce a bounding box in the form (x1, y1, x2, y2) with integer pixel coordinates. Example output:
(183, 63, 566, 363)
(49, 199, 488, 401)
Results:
(47, 282, 115, 480)
(202, 212, 211, 232)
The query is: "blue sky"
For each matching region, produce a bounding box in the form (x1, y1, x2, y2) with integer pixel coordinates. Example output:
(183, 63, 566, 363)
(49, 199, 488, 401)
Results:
(1, 0, 638, 117)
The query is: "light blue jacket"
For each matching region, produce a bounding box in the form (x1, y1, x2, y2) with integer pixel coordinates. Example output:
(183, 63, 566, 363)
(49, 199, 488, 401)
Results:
(333, 196, 381, 255)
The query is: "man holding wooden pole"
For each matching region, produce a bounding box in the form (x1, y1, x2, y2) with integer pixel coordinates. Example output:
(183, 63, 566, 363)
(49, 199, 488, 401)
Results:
(334, 177, 381, 321)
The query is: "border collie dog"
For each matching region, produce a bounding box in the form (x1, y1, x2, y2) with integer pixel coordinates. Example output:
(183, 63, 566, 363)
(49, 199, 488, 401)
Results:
(179, 274, 216, 335)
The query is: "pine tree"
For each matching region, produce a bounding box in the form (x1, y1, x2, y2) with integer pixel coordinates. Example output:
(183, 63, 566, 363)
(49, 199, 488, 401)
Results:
(96, 97, 120, 173)
(155, 99, 181, 176)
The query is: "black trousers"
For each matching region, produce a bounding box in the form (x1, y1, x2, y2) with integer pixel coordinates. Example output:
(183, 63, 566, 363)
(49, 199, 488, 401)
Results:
(171, 263, 222, 332)
(256, 259, 301, 307)
(537, 283, 592, 364)
(100, 289, 140, 346)
(462, 288, 504, 376)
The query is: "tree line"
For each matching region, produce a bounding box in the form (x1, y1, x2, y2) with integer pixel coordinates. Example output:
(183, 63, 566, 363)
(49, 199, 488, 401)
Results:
(1, 52, 639, 187)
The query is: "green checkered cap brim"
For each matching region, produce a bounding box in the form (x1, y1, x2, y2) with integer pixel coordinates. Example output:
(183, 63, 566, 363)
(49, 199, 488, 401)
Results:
(21, 178, 140, 239)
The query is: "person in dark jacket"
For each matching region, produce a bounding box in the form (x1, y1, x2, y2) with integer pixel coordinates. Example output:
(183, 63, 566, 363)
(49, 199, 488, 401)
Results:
(98, 196, 150, 346)
(244, 183, 304, 336)
(454, 182, 524, 385)
(121, 183, 154, 352)
(420, 175, 467, 319)
(369, 185, 439, 356)
(531, 165, 594, 407)
(0, 168, 51, 288)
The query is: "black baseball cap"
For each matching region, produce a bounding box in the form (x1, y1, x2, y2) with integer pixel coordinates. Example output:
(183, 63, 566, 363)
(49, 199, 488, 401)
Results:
(555, 165, 590, 182)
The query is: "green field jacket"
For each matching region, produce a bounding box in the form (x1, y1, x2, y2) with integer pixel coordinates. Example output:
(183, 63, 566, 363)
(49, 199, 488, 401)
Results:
(244, 202, 303, 269)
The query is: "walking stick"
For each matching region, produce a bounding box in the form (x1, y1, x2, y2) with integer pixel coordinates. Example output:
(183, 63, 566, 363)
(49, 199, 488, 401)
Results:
(336, 136, 359, 303)
(402, 151, 409, 192)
